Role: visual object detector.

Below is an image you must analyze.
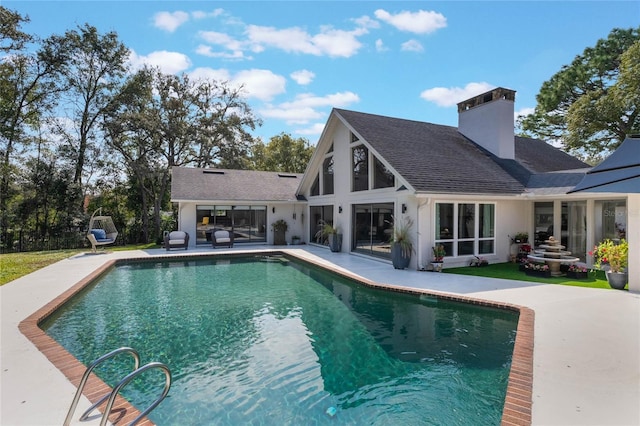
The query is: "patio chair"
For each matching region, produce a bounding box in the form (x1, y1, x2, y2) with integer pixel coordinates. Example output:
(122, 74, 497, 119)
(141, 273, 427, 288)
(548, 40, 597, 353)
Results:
(212, 230, 233, 248)
(164, 231, 189, 251)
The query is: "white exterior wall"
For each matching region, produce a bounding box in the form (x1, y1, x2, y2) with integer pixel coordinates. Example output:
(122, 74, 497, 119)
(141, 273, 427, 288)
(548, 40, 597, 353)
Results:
(417, 197, 529, 269)
(305, 120, 419, 267)
(177, 202, 305, 247)
(627, 194, 639, 293)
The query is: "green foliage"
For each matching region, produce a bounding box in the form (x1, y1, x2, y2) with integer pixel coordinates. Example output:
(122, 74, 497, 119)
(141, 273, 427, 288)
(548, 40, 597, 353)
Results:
(271, 219, 288, 232)
(390, 216, 414, 258)
(519, 27, 640, 159)
(250, 132, 314, 173)
(590, 239, 628, 273)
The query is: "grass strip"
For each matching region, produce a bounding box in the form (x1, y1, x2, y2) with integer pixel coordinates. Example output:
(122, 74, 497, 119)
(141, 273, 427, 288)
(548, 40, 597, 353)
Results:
(0, 243, 159, 286)
(443, 262, 611, 289)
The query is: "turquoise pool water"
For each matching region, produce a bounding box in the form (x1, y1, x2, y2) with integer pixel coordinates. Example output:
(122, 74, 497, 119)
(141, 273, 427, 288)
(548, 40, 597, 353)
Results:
(42, 255, 518, 425)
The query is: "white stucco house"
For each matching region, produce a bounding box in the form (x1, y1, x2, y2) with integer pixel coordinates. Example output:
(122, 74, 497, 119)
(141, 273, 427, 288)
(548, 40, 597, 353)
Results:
(171, 87, 638, 292)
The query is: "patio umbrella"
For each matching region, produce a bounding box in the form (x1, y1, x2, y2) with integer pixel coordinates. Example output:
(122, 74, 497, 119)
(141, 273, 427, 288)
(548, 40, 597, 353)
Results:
(568, 135, 640, 194)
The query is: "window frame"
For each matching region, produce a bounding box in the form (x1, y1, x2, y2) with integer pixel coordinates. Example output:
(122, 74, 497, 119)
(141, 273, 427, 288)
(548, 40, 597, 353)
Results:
(434, 201, 496, 257)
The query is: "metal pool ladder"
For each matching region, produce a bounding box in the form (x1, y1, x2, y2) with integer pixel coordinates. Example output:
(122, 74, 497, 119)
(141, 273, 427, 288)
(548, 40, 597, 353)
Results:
(63, 347, 172, 426)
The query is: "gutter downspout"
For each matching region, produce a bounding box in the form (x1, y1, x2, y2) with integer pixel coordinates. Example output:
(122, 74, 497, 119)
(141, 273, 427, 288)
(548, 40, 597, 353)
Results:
(416, 198, 430, 270)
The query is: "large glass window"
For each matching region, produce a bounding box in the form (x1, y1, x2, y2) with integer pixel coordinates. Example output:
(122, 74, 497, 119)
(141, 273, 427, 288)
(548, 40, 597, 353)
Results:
(322, 157, 334, 195)
(562, 201, 587, 260)
(596, 200, 626, 242)
(435, 202, 495, 257)
(310, 174, 320, 196)
(352, 145, 368, 192)
(310, 205, 334, 245)
(373, 156, 394, 189)
(196, 205, 266, 245)
(352, 203, 394, 258)
(534, 202, 554, 247)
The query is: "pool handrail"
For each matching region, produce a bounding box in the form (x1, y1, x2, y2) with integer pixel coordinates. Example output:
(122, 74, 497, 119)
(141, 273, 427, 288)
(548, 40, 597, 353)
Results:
(99, 361, 172, 426)
(63, 347, 140, 426)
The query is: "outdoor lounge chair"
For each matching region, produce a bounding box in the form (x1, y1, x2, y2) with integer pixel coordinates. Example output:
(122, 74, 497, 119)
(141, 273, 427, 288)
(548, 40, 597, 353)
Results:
(164, 231, 189, 251)
(212, 230, 233, 248)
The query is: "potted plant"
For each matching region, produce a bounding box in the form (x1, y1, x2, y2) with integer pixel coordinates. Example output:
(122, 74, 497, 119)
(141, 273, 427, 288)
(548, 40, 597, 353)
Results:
(271, 219, 288, 245)
(389, 216, 414, 269)
(590, 239, 628, 289)
(431, 244, 446, 272)
(291, 235, 301, 245)
(316, 221, 342, 252)
(513, 232, 529, 244)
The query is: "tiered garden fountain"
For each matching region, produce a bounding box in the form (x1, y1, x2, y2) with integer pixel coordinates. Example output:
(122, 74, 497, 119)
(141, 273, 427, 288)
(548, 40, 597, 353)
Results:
(527, 236, 580, 277)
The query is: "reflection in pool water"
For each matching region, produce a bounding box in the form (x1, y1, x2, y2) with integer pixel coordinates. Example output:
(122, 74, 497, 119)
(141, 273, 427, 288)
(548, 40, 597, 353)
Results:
(42, 255, 518, 425)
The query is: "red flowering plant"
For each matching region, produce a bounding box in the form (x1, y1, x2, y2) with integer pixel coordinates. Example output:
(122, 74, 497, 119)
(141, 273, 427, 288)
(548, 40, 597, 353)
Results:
(589, 239, 628, 273)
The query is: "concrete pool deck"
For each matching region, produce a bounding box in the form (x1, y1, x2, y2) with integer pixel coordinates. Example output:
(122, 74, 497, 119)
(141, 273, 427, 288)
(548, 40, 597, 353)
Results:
(1, 245, 639, 425)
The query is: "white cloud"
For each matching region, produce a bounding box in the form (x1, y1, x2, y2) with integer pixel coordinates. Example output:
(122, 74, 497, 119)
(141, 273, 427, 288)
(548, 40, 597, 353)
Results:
(153, 11, 190, 33)
(515, 107, 535, 121)
(295, 122, 327, 137)
(188, 67, 232, 83)
(420, 82, 495, 107)
(375, 39, 387, 52)
(290, 70, 315, 85)
(260, 91, 360, 125)
(186, 68, 286, 101)
(232, 69, 286, 101)
(237, 24, 365, 58)
(191, 9, 224, 20)
(374, 9, 447, 34)
(196, 44, 248, 60)
(128, 50, 191, 74)
(401, 39, 424, 52)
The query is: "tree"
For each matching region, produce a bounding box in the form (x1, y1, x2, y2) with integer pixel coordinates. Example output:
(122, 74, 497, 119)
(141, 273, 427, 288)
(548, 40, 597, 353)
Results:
(519, 27, 640, 158)
(0, 7, 67, 246)
(103, 67, 262, 242)
(43, 24, 129, 203)
(251, 132, 314, 173)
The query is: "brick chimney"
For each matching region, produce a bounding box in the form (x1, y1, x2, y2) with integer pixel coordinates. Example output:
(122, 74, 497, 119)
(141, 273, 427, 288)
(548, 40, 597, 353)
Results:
(457, 87, 516, 159)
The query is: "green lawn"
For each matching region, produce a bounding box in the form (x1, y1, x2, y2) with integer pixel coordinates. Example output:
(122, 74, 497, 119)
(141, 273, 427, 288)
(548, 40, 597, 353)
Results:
(443, 262, 612, 289)
(0, 243, 159, 286)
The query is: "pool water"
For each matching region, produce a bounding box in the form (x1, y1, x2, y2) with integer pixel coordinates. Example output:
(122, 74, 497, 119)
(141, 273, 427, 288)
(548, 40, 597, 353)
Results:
(42, 255, 518, 425)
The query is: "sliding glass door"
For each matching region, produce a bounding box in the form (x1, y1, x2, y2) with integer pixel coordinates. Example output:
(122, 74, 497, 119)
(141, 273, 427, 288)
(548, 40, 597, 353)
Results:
(196, 205, 266, 245)
(352, 203, 394, 258)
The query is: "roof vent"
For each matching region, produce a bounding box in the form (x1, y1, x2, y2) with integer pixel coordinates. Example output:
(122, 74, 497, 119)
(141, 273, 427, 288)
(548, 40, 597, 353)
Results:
(203, 170, 225, 175)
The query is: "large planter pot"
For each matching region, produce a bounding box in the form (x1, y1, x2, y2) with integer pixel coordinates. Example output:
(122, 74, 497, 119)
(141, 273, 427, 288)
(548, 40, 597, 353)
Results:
(606, 271, 628, 290)
(273, 229, 286, 245)
(391, 244, 411, 269)
(328, 234, 342, 252)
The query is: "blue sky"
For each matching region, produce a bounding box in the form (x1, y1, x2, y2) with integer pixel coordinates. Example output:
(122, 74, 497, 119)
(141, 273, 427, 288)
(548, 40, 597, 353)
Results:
(7, 1, 640, 145)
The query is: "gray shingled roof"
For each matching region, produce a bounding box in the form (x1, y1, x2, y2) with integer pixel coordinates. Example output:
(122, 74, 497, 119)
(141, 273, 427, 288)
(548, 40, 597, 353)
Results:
(334, 109, 589, 195)
(515, 136, 589, 173)
(171, 167, 303, 202)
(526, 171, 589, 195)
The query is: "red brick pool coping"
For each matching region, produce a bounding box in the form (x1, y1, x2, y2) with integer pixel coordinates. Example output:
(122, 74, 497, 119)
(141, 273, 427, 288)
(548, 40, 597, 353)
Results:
(19, 251, 533, 425)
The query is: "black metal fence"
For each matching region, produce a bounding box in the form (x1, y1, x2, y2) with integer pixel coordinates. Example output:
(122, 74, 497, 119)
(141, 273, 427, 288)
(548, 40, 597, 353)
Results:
(0, 230, 101, 254)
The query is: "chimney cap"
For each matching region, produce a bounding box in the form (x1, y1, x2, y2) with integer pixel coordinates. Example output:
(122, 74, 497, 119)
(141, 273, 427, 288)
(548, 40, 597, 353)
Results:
(457, 87, 516, 113)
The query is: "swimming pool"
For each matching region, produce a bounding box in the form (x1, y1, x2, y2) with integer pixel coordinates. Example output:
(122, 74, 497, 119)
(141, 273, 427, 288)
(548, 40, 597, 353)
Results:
(41, 254, 519, 425)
